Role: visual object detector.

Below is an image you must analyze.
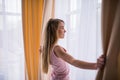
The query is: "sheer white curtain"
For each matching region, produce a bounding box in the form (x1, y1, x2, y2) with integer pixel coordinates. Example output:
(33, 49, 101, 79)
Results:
(0, 0, 24, 80)
(55, 0, 102, 80)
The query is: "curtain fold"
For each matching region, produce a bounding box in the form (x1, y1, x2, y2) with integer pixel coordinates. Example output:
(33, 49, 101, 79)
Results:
(96, 0, 120, 80)
(22, 0, 44, 80)
(40, 0, 55, 80)
(41, 0, 55, 37)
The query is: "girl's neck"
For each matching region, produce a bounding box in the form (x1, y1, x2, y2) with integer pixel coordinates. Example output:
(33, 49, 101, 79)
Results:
(54, 43, 58, 46)
(53, 40, 59, 47)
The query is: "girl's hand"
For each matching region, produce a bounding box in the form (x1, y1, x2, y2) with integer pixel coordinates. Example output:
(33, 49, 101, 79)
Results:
(39, 46, 43, 54)
(97, 55, 105, 69)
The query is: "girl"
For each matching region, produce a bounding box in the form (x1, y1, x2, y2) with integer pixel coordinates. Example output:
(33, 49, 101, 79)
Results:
(41, 18, 104, 80)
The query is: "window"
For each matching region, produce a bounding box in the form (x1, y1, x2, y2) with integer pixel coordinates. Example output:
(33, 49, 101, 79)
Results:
(0, 0, 24, 80)
(55, 0, 102, 80)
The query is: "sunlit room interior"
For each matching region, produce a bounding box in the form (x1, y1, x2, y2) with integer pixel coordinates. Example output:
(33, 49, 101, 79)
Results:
(0, 0, 120, 80)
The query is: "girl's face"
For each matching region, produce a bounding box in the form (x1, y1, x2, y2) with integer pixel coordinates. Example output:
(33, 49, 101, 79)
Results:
(57, 22, 66, 39)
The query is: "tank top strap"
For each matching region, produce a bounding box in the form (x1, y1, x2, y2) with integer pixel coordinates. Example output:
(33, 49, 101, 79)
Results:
(52, 45, 59, 52)
(52, 45, 67, 53)
(51, 45, 60, 57)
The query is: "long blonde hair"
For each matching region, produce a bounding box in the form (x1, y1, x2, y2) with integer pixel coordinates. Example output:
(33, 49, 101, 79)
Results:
(42, 18, 64, 73)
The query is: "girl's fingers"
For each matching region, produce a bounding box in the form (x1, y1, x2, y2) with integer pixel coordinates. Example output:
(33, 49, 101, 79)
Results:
(39, 46, 43, 53)
(97, 57, 105, 68)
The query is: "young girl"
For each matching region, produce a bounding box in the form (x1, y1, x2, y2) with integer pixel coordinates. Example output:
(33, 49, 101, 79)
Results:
(41, 18, 104, 80)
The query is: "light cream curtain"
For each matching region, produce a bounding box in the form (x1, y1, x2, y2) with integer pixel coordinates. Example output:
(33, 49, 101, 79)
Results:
(40, 0, 55, 80)
(96, 0, 120, 80)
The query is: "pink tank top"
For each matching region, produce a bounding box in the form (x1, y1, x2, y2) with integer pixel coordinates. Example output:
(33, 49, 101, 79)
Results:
(50, 46, 70, 80)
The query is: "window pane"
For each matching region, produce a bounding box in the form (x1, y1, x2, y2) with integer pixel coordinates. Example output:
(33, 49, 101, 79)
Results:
(0, 15, 3, 30)
(2, 15, 24, 80)
(98, 0, 102, 3)
(70, 0, 77, 11)
(70, 14, 77, 30)
(5, 15, 23, 54)
(76, 0, 82, 10)
(5, 0, 21, 13)
(6, 15, 21, 30)
(0, 0, 2, 11)
(0, 15, 3, 49)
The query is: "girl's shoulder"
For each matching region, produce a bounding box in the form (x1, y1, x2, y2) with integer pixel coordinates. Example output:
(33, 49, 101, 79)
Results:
(53, 45, 67, 52)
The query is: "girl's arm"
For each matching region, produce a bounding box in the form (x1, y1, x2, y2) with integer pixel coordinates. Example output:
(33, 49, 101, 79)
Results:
(54, 45, 104, 70)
